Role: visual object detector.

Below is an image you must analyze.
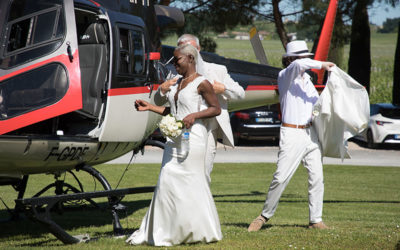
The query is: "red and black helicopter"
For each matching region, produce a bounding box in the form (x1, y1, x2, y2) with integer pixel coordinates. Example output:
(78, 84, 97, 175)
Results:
(0, 0, 337, 244)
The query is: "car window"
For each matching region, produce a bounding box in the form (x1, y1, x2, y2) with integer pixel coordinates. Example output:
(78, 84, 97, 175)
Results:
(370, 105, 379, 116)
(380, 107, 400, 119)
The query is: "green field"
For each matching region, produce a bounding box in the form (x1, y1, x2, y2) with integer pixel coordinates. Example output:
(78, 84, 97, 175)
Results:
(163, 32, 398, 104)
(0, 163, 399, 249)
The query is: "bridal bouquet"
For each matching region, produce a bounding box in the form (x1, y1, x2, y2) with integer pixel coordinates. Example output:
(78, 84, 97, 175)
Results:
(158, 114, 184, 139)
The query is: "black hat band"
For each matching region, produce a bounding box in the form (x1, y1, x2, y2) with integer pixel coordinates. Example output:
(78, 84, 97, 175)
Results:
(294, 49, 310, 54)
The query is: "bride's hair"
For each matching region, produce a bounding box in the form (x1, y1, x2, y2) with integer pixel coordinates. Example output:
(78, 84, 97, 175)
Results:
(176, 44, 198, 63)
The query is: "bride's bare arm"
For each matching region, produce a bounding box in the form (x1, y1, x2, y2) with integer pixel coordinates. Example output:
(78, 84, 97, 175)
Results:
(199, 80, 221, 117)
(182, 80, 221, 128)
(135, 99, 170, 116)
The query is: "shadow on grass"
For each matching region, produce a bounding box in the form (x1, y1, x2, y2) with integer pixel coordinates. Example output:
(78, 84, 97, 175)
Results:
(0, 199, 151, 245)
(224, 222, 273, 229)
(214, 192, 309, 199)
(2, 190, 398, 246)
(213, 191, 266, 198)
(213, 191, 305, 202)
(224, 222, 308, 229)
(17, 231, 128, 247)
(18, 238, 60, 247)
(213, 191, 400, 204)
(324, 200, 400, 204)
(216, 198, 400, 204)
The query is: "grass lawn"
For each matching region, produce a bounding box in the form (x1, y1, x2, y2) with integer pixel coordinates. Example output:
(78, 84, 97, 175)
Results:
(0, 163, 399, 249)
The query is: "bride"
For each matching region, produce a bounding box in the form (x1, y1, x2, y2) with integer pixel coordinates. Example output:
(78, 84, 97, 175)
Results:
(126, 44, 222, 246)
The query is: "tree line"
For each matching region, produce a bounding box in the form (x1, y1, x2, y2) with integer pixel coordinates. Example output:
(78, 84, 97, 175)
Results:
(156, 0, 400, 104)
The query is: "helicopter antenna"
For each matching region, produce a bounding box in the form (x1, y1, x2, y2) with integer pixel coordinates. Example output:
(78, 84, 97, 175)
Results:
(114, 150, 136, 189)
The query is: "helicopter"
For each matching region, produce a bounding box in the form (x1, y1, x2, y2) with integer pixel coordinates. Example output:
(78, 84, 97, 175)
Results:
(0, 0, 337, 244)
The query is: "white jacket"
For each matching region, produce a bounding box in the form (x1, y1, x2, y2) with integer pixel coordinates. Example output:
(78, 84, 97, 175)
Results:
(201, 61, 245, 147)
(312, 66, 370, 160)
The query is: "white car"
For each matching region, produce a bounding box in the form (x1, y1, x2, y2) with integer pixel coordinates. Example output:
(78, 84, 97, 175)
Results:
(360, 103, 400, 148)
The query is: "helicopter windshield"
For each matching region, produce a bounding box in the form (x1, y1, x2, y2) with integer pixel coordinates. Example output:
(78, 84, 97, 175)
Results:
(1, 0, 65, 69)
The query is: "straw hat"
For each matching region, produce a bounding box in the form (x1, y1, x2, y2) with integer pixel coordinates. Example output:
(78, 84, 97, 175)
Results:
(283, 40, 314, 57)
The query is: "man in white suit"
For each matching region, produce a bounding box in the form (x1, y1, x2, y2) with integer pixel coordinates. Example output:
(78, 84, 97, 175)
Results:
(248, 40, 334, 232)
(156, 34, 245, 184)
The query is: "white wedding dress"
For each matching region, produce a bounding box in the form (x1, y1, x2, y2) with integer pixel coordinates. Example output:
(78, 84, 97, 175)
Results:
(126, 76, 222, 246)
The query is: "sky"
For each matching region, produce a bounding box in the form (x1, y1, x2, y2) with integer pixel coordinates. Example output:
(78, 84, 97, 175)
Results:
(172, 1, 400, 27)
(266, 1, 400, 27)
(368, 1, 400, 25)
(369, 2, 400, 26)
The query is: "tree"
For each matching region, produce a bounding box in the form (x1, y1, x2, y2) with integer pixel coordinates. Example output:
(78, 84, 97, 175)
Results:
(299, 0, 352, 67)
(157, 0, 400, 90)
(157, 0, 305, 52)
(272, 0, 289, 49)
(327, 10, 350, 67)
(379, 17, 400, 33)
(157, 0, 261, 52)
(348, 0, 371, 93)
(298, 0, 398, 91)
(393, 21, 400, 105)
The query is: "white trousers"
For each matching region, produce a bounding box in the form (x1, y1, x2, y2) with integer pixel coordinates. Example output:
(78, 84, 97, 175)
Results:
(205, 118, 219, 185)
(261, 126, 324, 223)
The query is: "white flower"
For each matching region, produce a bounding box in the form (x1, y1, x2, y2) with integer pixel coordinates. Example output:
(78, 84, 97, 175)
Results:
(158, 114, 184, 139)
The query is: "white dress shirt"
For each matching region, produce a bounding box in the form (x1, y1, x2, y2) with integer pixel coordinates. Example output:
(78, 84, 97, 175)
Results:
(278, 58, 322, 125)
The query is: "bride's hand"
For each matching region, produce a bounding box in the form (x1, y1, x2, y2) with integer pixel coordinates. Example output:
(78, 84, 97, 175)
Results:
(135, 99, 151, 111)
(182, 114, 196, 128)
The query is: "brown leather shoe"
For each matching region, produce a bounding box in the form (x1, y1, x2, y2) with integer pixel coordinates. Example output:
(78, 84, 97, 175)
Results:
(248, 215, 268, 232)
(308, 221, 329, 229)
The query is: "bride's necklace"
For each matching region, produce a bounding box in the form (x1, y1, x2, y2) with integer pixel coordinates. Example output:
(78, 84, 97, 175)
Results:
(179, 72, 197, 90)
(182, 72, 196, 81)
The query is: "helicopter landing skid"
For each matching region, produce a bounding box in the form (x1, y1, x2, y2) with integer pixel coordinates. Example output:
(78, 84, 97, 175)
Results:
(14, 164, 155, 244)
(15, 185, 155, 244)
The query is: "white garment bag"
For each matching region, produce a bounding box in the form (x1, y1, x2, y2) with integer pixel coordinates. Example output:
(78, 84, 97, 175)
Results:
(312, 66, 370, 160)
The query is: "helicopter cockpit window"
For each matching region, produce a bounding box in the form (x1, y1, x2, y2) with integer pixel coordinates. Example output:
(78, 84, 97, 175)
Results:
(119, 28, 130, 74)
(131, 30, 145, 74)
(117, 27, 145, 77)
(0, 63, 68, 120)
(0, 0, 65, 69)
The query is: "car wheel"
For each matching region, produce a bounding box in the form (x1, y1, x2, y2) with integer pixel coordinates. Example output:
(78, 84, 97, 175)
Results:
(273, 136, 280, 146)
(367, 129, 377, 149)
(233, 135, 241, 146)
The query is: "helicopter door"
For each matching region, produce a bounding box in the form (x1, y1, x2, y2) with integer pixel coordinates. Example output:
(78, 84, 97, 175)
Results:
(0, 0, 82, 135)
(99, 24, 156, 142)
